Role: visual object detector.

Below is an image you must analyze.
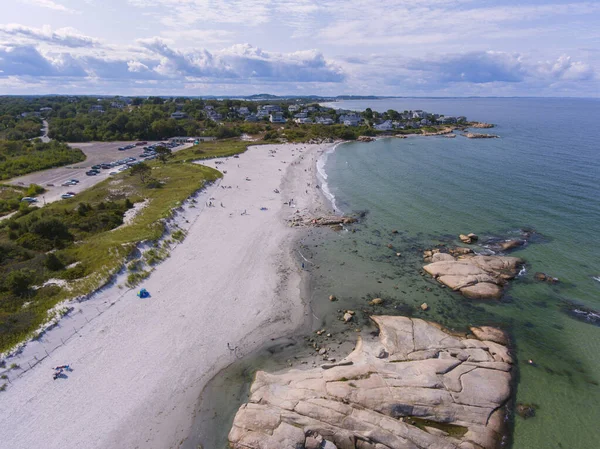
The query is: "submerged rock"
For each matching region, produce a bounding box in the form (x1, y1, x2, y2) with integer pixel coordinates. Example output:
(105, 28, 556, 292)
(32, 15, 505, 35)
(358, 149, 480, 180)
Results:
(561, 301, 600, 327)
(534, 272, 559, 284)
(516, 403, 537, 419)
(423, 252, 523, 300)
(228, 316, 514, 449)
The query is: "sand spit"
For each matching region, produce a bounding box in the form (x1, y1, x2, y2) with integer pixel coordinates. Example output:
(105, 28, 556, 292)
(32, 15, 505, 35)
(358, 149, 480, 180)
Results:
(0, 143, 334, 449)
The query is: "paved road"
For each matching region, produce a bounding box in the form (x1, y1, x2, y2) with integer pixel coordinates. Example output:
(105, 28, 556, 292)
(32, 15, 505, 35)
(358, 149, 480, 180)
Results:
(7, 141, 192, 206)
(40, 120, 50, 143)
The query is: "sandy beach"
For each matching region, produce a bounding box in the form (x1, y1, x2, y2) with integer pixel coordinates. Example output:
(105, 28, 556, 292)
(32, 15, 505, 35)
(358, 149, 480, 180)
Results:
(0, 143, 333, 449)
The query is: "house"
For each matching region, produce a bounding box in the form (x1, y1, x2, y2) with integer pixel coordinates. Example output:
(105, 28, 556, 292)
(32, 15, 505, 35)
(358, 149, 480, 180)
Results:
(288, 105, 300, 112)
(39, 107, 52, 112)
(339, 113, 362, 127)
(20, 112, 41, 118)
(245, 114, 259, 122)
(315, 117, 335, 125)
(261, 104, 282, 113)
(170, 111, 188, 119)
(457, 116, 467, 122)
(110, 102, 125, 109)
(439, 116, 457, 124)
(294, 112, 308, 119)
(238, 107, 250, 116)
(374, 120, 394, 131)
(269, 112, 286, 123)
(295, 117, 313, 124)
(412, 110, 426, 119)
(88, 105, 105, 113)
(256, 110, 270, 118)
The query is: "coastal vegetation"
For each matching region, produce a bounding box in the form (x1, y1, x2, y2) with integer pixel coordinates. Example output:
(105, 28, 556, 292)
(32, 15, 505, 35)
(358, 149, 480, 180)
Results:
(0, 115, 42, 141)
(0, 96, 474, 144)
(0, 149, 231, 353)
(0, 140, 86, 181)
(0, 184, 46, 217)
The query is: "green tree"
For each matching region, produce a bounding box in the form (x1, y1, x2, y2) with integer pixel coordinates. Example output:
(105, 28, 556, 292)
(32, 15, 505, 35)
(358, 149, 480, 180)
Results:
(155, 146, 173, 164)
(130, 162, 152, 183)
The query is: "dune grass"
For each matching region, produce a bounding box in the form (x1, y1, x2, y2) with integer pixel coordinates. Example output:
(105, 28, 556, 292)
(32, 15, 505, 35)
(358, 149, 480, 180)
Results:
(0, 158, 221, 352)
(170, 139, 256, 163)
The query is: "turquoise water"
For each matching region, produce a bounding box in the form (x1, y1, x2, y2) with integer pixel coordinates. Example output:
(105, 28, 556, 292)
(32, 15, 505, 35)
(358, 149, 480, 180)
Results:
(187, 98, 600, 449)
(314, 98, 600, 449)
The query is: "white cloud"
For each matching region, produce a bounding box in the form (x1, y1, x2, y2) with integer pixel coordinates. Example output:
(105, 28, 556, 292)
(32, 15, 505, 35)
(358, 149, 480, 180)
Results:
(127, 60, 149, 72)
(20, 0, 76, 13)
(0, 24, 99, 48)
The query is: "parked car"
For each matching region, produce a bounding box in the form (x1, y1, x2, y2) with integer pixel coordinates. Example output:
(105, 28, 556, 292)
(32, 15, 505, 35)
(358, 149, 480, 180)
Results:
(92, 165, 101, 170)
(61, 194, 75, 199)
(69, 179, 79, 184)
(86, 170, 98, 176)
(61, 181, 73, 186)
(109, 171, 118, 175)
(21, 197, 38, 203)
(136, 141, 148, 146)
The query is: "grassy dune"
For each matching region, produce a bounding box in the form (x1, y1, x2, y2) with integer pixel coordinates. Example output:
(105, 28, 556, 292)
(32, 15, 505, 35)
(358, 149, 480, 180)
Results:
(0, 142, 248, 353)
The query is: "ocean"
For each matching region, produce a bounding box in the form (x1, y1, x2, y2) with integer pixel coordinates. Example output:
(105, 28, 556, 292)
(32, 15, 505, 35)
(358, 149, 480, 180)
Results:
(186, 98, 600, 449)
(314, 97, 600, 449)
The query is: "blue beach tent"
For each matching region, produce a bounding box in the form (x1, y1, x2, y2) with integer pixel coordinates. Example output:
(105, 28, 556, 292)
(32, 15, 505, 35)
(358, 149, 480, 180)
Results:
(137, 288, 150, 298)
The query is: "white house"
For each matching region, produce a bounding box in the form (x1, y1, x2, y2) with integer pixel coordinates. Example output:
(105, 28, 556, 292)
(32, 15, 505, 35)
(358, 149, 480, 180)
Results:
(288, 105, 300, 112)
(339, 113, 362, 127)
(295, 117, 313, 124)
(238, 107, 250, 115)
(315, 117, 335, 125)
(374, 120, 394, 131)
(170, 111, 188, 119)
(269, 112, 286, 123)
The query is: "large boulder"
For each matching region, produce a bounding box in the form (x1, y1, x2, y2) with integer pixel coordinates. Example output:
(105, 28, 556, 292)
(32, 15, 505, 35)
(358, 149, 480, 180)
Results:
(229, 316, 513, 449)
(423, 252, 523, 300)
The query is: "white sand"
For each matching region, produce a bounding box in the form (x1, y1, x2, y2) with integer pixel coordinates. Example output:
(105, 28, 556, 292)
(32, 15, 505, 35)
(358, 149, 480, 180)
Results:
(0, 143, 334, 449)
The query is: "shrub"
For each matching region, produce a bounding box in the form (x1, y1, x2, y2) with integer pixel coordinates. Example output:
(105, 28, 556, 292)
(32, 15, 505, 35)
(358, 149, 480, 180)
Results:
(126, 270, 150, 287)
(25, 184, 45, 196)
(4, 269, 35, 296)
(59, 264, 86, 280)
(146, 179, 163, 189)
(44, 253, 65, 271)
(172, 230, 186, 242)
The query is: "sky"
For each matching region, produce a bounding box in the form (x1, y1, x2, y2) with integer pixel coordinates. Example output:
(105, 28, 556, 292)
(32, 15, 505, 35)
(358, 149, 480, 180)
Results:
(0, 0, 599, 97)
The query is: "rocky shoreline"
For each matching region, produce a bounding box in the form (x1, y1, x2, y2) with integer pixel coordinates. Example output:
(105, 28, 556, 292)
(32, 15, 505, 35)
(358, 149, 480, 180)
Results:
(228, 315, 513, 449)
(462, 132, 499, 139)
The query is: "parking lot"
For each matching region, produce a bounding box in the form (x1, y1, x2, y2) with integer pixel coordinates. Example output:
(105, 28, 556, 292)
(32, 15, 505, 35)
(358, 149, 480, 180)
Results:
(7, 141, 192, 205)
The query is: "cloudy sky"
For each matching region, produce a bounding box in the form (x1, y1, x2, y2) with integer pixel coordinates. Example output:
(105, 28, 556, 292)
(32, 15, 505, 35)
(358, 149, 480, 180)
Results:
(0, 0, 598, 96)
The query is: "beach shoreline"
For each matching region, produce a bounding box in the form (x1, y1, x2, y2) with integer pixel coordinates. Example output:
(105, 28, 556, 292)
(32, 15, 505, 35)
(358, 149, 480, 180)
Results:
(0, 142, 335, 449)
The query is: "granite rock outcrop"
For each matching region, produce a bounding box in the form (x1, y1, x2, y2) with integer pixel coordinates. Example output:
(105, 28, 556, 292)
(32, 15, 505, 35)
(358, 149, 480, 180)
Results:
(229, 316, 513, 449)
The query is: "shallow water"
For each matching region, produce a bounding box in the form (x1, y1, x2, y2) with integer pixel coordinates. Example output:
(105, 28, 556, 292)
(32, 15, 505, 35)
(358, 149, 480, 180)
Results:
(313, 98, 600, 449)
(187, 98, 600, 449)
